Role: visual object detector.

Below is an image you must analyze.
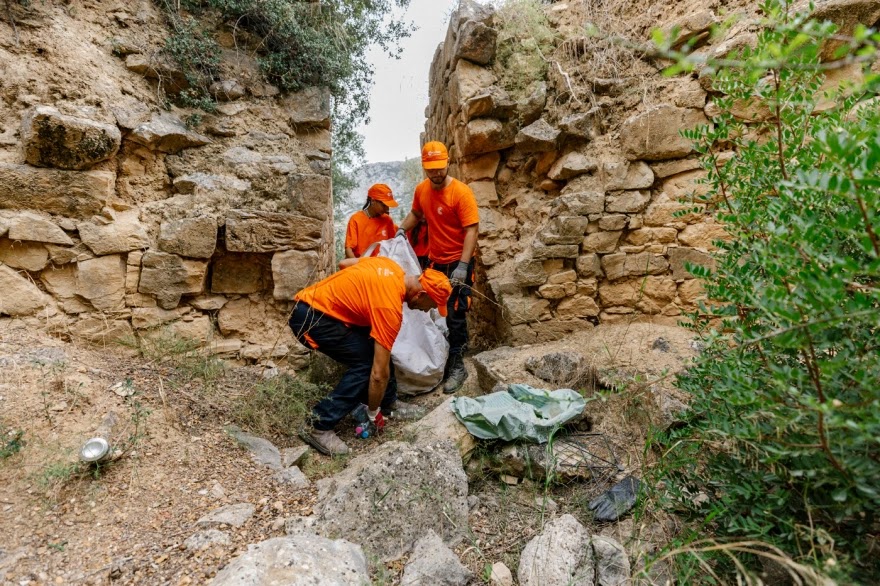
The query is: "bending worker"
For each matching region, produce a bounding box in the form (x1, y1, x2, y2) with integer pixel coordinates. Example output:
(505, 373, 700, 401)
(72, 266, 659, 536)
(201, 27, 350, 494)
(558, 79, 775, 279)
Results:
(396, 141, 479, 394)
(289, 256, 452, 456)
(344, 183, 398, 259)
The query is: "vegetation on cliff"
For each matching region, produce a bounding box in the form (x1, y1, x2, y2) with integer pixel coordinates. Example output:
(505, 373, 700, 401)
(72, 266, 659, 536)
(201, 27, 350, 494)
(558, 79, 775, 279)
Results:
(645, 1, 880, 582)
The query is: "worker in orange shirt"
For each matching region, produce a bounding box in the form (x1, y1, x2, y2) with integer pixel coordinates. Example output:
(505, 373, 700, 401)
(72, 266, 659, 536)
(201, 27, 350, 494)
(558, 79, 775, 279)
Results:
(289, 256, 452, 455)
(344, 183, 398, 259)
(408, 218, 430, 270)
(396, 141, 479, 394)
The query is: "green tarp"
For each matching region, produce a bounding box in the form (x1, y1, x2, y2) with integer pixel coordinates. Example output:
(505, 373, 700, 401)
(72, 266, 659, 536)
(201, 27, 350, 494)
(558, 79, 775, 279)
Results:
(450, 384, 587, 443)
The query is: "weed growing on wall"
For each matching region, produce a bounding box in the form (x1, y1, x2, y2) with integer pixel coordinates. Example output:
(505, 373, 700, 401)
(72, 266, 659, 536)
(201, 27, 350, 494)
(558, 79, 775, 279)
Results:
(644, 2, 880, 583)
(493, 0, 558, 101)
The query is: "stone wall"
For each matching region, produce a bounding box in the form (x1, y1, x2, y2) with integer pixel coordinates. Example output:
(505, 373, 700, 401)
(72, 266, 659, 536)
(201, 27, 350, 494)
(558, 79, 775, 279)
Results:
(0, 1, 334, 366)
(425, 0, 872, 347)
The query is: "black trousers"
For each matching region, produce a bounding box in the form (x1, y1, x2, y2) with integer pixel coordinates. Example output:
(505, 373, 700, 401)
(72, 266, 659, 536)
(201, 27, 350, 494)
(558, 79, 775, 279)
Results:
(430, 259, 475, 357)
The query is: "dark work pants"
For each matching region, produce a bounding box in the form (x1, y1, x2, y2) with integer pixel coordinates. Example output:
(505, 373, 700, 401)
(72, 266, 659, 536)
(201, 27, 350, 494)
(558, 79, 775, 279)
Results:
(430, 259, 475, 358)
(288, 302, 398, 431)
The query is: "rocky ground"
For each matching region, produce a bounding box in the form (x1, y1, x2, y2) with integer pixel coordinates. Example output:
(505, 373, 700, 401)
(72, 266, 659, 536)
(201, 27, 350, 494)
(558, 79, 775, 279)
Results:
(0, 316, 694, 585)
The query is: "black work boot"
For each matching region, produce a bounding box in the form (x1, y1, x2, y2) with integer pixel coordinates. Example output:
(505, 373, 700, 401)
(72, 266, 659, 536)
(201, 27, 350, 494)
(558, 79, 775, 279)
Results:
(443, 354, 468, 394)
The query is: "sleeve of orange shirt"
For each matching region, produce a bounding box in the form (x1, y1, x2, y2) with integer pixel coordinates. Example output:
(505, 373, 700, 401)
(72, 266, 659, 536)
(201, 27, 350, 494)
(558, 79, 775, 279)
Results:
(369, 306, 403, 351)
(456, 182, 480, 227)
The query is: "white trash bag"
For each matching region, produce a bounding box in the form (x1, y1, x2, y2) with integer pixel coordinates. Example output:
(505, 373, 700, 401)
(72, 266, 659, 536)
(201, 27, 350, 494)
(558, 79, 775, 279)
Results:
(365, 237, 449, 394)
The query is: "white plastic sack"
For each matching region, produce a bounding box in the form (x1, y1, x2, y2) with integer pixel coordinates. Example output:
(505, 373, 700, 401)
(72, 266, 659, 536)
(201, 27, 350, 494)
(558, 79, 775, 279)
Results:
(365, 237, 449, 394)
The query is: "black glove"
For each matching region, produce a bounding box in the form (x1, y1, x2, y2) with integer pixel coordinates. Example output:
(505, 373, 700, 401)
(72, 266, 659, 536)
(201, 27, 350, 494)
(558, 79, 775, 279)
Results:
(588, 475, 640, 522)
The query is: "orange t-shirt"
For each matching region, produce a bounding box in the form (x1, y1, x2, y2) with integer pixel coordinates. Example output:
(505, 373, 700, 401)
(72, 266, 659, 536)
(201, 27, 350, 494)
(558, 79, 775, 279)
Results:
(412, 178, 479, 264)
(409, 222, 430, 257)
(345, 210, 397, 257)
(294, 257, 405, 350)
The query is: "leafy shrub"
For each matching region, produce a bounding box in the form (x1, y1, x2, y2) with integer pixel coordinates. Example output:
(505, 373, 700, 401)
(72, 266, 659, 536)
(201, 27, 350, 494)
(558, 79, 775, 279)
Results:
(647, 2, 880, 582)
(494, 0, 558, 100)
(232, 373, 329, 439)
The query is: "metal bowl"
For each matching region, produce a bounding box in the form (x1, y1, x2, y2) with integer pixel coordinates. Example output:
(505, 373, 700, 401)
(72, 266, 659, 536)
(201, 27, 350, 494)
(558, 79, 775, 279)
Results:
(79, 437, 110, 462)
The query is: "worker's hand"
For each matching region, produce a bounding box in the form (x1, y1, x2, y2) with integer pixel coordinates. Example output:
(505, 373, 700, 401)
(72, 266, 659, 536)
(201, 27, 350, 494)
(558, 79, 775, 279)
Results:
(355, 409, 385, 439)
(395, 228, 406, 239)
(450, 261, 469, 283)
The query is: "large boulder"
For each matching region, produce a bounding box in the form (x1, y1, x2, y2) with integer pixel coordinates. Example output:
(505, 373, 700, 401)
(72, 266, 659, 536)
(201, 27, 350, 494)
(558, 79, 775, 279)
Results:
(313, 440, 468, 562)
(158, 216, 217, 259)
(401, 530, 473, 586)
(78, 210, 149, 255)
(225, 210, 323, 253)
(463, 86, 517, 122)
(210, 536, 368, 586)
(450, 59, 497, 107)
(128, 113, 210, 154)
(455, 19, 498, 65)
(0, 163, 114, 218)
(0, 264, 49, 316)
(619, 105, 707, 161)
(21, 106, 121, 170)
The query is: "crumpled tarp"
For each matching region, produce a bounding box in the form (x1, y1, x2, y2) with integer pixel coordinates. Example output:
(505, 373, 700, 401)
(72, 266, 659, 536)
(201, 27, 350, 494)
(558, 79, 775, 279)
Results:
(450, 384, 587, 443)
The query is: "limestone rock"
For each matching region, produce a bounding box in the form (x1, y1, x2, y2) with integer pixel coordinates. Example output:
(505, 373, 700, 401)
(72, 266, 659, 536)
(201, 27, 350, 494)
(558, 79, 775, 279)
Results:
(518, 82, 547, 126)
(172, 173, 250, 195)
(539, 216, 589, 245)
(501, 294, 551, 325)
(470, 181, 498, 207)
(490, 562, 514, 586)
(591, 535, 631, 586)
(513, 255, 547, 287)
(665, 10, 716, 48)
(531, 241, 579, 260)
(209, 536, 368, 586)
(603, 160, 654, 191)
(128, 113, 211, 154)
(518, 514, 594, 586)
(456, 118, 516, 157)
(272, 249, 319, 300)
(0, 264, 49, 316)
(0, 240, 49, 272)
(0, 163, 115, 218)
(602, 253, 669, 281)
(598, 277, 677, 313)
(138, 251, 208, 309)
(191, 295, 229, 311)
(184, 529, 231, 551)
(460, 152, 501, 182)
(287, 173, 333, 221)
(76, 255, 126, 311)
(111, 101, 152, 131)
(811, 0, 880, 61)
(455, 19, 497, 65)
(21, 106, 121, 170)
(401, 530, 472, 586)
(281, 446, 310, 468)
(463, 86, 517, 121)
(678, 221, 729, 250)
(212, 252, 271, 294)
(282, 87, 331, 129)
(450, 59, 497, 107)
(405, 397, 476, 458)
(68, 316, 133, 345)
(197, 503, 256, 528)
(158, 216, 217, 259)
(453, 0, 495, 28)
(515, 119, 560, 152)
(620, 105, 708, 161)
(41, 264, 78, 300)
(209, 79, 246, 102)
(225, 425, 282, 470)
(78, 210, 149, 255)
(554, 179, 605, 215)
(605, 190, 651, 213)
(582, 231, 621, 254)
(314, 440, 468, 562)
(576, 253, 602, 278)
(225, 210, 323, 253)
(669, 247, 715, 280)
(643, 193, 704, 227)
(556, 295, 600, 318)
(548, 152, 597, 181)
(525, 351, 595, 389)
(560, 111, 599, 140)
(7, 212, 74, 245)
(124, 54, 189, 91)
(131, 306, 189, 329)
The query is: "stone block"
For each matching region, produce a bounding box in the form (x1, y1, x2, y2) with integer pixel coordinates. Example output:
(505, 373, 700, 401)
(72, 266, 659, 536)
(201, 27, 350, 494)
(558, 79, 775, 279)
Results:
(576, 254, 602, 278)
(602, 160, 654, 191)
(599, 277, 677, 313)
(559, 111, 599, 140)
(0, 163, 114, 218)
(531, 241, 579, 260)
(0, 264, 48, 315)
(46, 242, 93, 265)
(469, 181, 498, 207)
(556, 295, 600, 318)
(128, 113, 210, 154)
(460, 152, 501, 182)
(450, 59, 497, 107)
(662, 169, 710, 200)
(282, 87, 331, 129)
(554, 176, 604, 215)
(158, 216, 217, 259)
(678, 278, 706, 305)
(287, 173, 332, 221)
(172, 173, 250, 195)
(77, 255, 126, 311)
(41, 264, 78, 299)
(0, 239, 49, 272)
(581, 231, 621, 254)
(272, 249, 320, 300)
(620, 105, 708, 161)
(225, 210, 323, 253)
(650, 158, 702, 179)
(517, 82, 546, 126)
(456, 118, 515, 157)
(21, 106, 121, 170)
(602, 252, 669, 281)
(678, 221, 729, 250)
(462, 86, 517, 121)
(131, 306, 190, 329)
(211, 252, 271, 295)
(513, 255, 547, 287)
(669, 246, 715, 280)
(78, 210, 150, 255)
(455, 19, 497, 65)
(501, 294, 550, 325)
(643, 193, 705, 227)
(69, 316, 133, 345)
(625, 227, 678, 246)
(547, 152, 597, 181)
(537, 283, 568, 299)
(598, 214, 627, 231)
(515, 119, 560, 152)
(547, 269, 577, 285)
(139, 251, 208, 309)
(539, 216, 589, 245)
(8, 212, 73, 245)
(605, 190, 651, 213)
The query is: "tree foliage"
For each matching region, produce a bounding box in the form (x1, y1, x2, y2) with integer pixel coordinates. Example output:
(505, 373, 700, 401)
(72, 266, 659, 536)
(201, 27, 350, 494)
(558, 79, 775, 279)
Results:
(648, 2, 880, 583)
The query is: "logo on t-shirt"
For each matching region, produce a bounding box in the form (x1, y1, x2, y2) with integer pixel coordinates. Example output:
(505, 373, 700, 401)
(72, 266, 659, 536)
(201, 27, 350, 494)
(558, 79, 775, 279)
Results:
(380, 229, 387, 237)
(437, 206, 444, 216)
(376, 267, 394, 277)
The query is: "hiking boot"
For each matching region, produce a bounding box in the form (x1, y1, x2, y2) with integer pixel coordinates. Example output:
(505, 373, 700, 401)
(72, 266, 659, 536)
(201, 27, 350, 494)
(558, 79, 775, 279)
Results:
(386, 399, 427, 421)
(299, 427, 350, 456)
(443, 355, 468, 394)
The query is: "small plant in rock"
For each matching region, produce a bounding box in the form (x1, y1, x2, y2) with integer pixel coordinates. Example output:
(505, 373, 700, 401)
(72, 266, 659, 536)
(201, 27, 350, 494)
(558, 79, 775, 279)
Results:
(643, 1, 880, 583)
(494, 0, 558, 100)
(232, 373, 329, 439)
(0, 422, 24, 459)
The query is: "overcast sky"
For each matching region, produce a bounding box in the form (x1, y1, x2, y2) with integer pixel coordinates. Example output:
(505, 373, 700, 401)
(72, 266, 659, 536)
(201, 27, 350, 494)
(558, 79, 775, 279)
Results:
(359, 0, 460, 164)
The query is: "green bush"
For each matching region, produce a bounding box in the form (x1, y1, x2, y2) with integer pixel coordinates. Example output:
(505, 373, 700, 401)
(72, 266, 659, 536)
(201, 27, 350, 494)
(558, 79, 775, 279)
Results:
(647, 2, 880, 582)
(494, 0, 557, 101)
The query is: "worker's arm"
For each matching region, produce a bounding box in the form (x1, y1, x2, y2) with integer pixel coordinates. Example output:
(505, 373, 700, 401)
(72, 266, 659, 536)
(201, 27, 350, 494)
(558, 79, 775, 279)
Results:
(368, 342, 391, 412)
(398, 209, 424, 233)
(460, 223, 479, 264)
(344, 247, 357, 259)
(338, 257, 360, 270)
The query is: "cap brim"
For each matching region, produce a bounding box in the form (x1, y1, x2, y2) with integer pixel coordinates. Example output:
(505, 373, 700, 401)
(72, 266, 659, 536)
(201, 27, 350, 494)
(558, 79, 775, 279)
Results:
(435, 302, 448, 317)
(422, 160, 448, 170)
(386, 198, 399, 208)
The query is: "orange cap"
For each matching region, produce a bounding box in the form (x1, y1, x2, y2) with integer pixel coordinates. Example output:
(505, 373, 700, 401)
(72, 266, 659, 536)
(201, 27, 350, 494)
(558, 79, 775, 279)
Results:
(418, 268, 452, 316)
(421, 141, 449, 170)
(367, 183, 399, 207)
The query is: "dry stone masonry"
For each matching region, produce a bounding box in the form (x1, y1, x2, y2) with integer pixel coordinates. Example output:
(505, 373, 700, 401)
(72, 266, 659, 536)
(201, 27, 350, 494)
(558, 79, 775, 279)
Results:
(0, 0, 335, 365)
